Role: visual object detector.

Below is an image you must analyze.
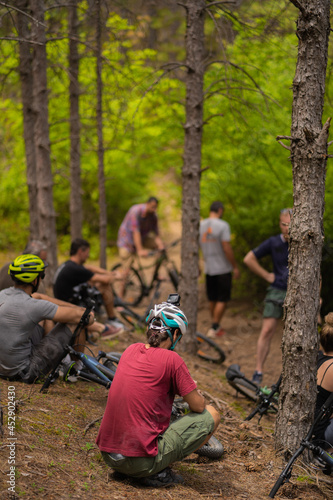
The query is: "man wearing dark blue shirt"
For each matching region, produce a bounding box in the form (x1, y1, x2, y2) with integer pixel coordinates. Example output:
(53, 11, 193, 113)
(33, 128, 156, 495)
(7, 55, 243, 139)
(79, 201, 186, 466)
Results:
(243, 209, 292, 384)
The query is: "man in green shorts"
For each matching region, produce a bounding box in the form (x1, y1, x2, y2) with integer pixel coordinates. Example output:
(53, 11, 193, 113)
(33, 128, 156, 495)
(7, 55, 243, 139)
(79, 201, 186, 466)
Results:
(96, 301, 220, 487)
(243, 209, 292, 384)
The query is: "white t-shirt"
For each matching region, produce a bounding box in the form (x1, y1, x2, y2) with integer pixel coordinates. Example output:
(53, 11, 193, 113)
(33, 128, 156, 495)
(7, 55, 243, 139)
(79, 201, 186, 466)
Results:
(199, 218, 233, 275)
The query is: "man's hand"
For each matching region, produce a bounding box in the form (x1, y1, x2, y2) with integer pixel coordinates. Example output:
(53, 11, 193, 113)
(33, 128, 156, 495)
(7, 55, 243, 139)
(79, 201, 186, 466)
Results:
(233, 267, 241, 279)
(137, 249, 150, 257)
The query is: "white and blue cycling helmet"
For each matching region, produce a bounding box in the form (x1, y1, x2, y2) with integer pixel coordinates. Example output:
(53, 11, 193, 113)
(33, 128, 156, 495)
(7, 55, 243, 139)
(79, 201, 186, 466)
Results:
(146, 302, 188, 350)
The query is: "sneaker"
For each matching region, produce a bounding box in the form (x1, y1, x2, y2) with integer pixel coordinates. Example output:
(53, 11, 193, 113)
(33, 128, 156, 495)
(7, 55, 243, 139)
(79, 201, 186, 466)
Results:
(139, 467, 184, 487)
(215, 327, 227, 337)
(252, 371, 263, 385)
(207, 326, 226, 338)
(100, 323, 124, 339)
(107, 317, 125, 330)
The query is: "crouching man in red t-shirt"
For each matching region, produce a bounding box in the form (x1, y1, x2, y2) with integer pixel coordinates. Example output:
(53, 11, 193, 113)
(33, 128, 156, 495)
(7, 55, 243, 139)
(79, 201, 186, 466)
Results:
(96, 300, 220, 487)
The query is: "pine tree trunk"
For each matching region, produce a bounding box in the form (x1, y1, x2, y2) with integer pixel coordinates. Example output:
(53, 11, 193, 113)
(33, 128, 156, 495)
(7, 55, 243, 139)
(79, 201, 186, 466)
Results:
(275, 0, 331, 456)
(17, 0, 39, 239)
(179, 0, 205, 354)
(96, 0, 107, 268)
(68, 0, 83, 241)
(30, 0, 58, 285)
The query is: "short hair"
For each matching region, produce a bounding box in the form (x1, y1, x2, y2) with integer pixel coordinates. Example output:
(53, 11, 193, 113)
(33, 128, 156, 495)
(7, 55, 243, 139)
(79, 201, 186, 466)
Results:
(147, 196, 158, 204)
(210, 201, 224, 213)
(23, 240, 47, 256)
(70, 238, 90, 256)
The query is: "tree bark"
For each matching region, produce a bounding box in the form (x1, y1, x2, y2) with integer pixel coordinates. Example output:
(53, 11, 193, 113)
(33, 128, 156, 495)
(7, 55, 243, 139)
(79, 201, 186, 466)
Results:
(95, 0, 107, 268)
(178, 0, 205, 354)
(275, 0, 331, 456)
(17, 0, 39, 239)
(30, 0, 58, 285)
(68, 0, 83, 241)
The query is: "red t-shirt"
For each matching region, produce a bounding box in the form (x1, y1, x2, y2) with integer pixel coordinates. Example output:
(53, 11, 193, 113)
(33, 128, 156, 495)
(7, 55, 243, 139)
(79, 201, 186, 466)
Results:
(96, 343, 196, 457)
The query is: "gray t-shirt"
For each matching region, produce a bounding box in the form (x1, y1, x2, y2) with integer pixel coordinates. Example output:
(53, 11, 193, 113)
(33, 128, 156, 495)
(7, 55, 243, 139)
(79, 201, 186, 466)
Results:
(199, 218, 233, 275)
(0, 288, 58, 377)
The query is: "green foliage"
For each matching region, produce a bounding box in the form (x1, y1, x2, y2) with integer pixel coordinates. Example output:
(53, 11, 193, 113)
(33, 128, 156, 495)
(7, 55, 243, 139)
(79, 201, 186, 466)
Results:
(0, 0, 332, 305)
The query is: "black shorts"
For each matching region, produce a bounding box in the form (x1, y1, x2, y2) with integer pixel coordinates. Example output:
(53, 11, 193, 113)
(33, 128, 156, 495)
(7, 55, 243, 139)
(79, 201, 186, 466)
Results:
(206, 273, 232, 303)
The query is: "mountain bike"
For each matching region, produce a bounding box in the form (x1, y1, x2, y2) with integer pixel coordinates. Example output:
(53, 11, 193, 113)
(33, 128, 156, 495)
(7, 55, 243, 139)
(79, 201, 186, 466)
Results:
(111, 239, 180, 306)
(40, 300, 122, 392)
(269, 391, 333, 498)
(115, 292, 226, 364)
(226, 364, 280, 421)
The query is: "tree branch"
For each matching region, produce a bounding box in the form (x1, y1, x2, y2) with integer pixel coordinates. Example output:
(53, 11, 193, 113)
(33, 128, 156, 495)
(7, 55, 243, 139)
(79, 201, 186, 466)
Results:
(289, 0, 306, 14)
(276, 135, 292, 141)
(277, 140, 291, 151)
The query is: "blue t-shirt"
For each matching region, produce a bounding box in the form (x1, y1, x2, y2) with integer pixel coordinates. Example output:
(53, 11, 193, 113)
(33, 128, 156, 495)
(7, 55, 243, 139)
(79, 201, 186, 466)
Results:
(252, 234, 289, 290)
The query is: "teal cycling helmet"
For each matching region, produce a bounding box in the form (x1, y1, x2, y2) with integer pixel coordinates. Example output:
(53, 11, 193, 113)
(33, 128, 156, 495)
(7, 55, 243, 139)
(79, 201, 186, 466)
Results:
(146, 302, 188, 350)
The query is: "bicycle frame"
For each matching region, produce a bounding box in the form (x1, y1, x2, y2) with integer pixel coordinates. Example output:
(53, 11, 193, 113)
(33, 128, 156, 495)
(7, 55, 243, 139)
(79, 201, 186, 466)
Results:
(245, 375, 281, 422)
(269, 391, 333, 498)
(133, 240, 180, 294)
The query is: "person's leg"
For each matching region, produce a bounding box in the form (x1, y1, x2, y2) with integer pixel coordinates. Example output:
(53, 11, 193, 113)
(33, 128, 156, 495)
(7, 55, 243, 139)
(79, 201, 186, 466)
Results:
(207, 274, 231, 337)
(255, 317, 278, 374)
(101, 408, 219, 480)
(212, 302, 227, 325)
(23, 323, 74, 383)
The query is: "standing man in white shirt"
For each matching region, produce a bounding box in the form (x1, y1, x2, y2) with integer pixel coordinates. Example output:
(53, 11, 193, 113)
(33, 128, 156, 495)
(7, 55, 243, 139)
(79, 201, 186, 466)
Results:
(200, 201, 240, 337)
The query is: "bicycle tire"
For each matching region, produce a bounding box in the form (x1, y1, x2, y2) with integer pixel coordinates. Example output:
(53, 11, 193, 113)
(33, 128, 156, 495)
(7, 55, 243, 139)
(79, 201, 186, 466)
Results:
(196, 435, 224, 459)
(117, 306, 145, 330)
(102, 352, 122, 375)
(196, 333, 226, 364)
(228, 376, 259, 402)
(111, 263, 145, 306)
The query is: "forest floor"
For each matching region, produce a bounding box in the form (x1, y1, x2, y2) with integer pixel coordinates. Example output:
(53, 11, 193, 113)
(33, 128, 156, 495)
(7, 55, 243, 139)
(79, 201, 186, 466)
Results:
(0, 276, 332, 500)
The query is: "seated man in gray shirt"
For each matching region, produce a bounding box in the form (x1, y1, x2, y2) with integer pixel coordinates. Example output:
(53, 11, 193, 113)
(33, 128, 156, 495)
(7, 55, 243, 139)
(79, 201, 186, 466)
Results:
(0, 254, 95, 383)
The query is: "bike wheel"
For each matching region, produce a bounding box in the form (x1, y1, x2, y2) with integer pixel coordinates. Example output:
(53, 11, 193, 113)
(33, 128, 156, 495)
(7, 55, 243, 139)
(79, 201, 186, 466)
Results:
(196, 435, 224, 459)
(117, 306, 145, 330)
(111, 263, 145, 306)
(228, 376, 259, 402)
(196, 333, 226, 364)
(102, 352, 122, 375)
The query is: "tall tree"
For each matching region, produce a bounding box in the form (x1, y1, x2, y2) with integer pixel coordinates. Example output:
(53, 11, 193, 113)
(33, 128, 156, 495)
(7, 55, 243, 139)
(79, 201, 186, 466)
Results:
(68, 0, 83, 241)
(30, 0, 58, 284)
(178, 0, 205, 353)
(17, 0, 39, 238)
(275, 0, 331, 455)
(95, 0, 107, 268)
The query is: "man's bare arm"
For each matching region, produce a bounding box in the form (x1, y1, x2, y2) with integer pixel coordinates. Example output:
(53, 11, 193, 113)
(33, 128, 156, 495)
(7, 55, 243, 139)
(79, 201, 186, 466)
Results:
(183, 389, 206, 413)
(221, 241, 240, 279)
(243, 250, 274, 283)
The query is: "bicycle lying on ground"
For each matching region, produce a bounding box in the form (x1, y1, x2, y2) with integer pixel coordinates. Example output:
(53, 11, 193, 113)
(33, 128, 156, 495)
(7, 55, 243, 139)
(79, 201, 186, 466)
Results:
(111, 239, 180, 306)
(269, 391, 333, 498)
(115, 292, 226, 364)
(226, 364, 280, 421)
(40, 300, 122, 392)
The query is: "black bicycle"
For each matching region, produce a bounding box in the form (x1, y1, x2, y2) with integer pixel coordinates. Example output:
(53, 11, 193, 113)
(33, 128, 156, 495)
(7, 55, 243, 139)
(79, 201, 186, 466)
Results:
(269, 391, 333, 498)
(226, 364, 280, 420)
(111, 239, 180, 306)
(115, 292, 226, 364)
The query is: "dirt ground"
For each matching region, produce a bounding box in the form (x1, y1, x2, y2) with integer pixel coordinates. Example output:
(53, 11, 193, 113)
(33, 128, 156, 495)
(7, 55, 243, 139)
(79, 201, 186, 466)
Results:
(0, 282, 332, 500)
